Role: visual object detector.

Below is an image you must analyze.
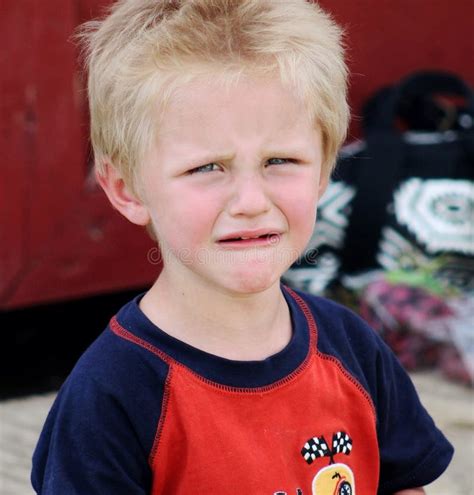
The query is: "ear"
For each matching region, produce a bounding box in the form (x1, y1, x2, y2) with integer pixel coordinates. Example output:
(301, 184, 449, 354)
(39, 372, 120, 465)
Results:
(96, 163, 150, 226)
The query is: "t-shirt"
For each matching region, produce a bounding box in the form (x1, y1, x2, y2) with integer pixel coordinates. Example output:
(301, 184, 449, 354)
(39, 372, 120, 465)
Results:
(32, 286, 453, 494)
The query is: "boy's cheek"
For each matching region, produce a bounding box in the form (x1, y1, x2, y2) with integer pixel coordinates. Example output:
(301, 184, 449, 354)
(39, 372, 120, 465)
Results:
(288, 199, 319, 251)
(288, 193, 318, 229)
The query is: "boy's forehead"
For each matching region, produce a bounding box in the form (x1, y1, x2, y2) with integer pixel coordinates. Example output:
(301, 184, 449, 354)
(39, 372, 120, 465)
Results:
(155, 75, 315, 144)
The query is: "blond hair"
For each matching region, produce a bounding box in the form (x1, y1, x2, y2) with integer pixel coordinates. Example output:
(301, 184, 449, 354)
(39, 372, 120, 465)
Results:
(78, 0, 349, 195)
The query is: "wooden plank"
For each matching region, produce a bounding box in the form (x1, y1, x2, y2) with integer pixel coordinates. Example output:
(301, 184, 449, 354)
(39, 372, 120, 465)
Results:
(0, 0, 37, 302)
(317, 0, 474, 137)
(4, 191, 158, 309)
(26, 0, 84, 251)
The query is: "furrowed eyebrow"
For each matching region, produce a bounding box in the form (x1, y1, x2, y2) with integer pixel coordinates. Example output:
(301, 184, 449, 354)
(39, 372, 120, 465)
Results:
(263, 140, 317, 157)
(266, 148, 307, 156)
(183, 151, 235, 168)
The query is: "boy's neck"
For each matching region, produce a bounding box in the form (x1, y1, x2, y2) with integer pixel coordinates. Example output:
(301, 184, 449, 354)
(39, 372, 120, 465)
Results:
(139, 272, 292, 361)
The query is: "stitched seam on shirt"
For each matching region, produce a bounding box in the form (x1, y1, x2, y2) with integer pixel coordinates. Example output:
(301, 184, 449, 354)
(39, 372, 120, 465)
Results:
(180, 351, 315, 395)
(286, 288, 377, 421)
(317, 353, 377, 421)
(283, 286, 317, 350)
(110, 317, 173, 364)
(111, 315, 313, 394)
(108, 288, 313, 394)
(148, 365, 173, 468)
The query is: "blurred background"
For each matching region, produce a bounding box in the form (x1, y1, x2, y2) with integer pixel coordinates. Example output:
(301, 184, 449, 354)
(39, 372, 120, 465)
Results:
(1, 0, 473, 494)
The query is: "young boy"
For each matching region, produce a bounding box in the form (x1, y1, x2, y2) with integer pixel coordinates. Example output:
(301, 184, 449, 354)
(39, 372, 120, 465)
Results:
(32, 1, 453, 493)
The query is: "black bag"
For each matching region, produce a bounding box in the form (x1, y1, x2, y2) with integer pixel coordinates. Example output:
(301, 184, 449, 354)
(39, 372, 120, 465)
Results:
(285, 70, 474, 295)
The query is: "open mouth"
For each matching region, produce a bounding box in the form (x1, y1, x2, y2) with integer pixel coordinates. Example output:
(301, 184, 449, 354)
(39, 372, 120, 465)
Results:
(218, 233, 281, 246)
(220, 233, 275, 242)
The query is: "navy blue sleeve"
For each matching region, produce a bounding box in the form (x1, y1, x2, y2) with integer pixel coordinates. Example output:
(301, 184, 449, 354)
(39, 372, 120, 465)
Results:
(31, 330, 169, 495)
(373, 338, 454, 494)
(297, 291, 454, 493)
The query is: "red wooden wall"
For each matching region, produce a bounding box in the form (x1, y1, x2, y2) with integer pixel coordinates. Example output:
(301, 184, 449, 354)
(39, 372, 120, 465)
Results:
(1, 0, 473, 310)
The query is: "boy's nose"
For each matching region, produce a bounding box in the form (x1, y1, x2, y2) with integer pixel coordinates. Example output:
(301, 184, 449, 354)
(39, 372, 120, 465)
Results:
(227, 174, 272, 218)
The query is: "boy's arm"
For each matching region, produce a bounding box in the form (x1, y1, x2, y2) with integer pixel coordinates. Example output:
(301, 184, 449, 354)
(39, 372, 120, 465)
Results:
(32, 371, 155, 494)
(32, 327, 170, 494)
(371, 333, 453, 491)
(394, 488, 426, 494)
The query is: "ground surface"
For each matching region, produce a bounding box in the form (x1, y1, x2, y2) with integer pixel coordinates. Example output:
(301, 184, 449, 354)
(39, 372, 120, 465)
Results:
(1, 371, 472, 494)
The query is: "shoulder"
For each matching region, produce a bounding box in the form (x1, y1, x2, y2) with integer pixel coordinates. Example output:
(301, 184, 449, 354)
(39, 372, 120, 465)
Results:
(73, 321, 170, 393)
(57, 321, 170, 447)
(32, 312, 171, 494)
(290, 287, 374, 336)
(287, 287, 419, 412)
(288, 287, 385, 368)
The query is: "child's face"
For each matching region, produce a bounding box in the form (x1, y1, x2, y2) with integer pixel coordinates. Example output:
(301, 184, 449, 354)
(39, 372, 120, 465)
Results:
(140, 75, 327, 295)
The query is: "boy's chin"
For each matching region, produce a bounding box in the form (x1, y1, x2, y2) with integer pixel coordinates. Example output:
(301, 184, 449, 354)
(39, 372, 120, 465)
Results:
(208, 256, 297, 296)
(217, 271, 283, 296)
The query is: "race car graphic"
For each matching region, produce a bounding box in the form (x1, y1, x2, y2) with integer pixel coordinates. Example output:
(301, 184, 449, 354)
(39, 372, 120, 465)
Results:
(310, 463, 354, 495)
(301, 431, 355, 495)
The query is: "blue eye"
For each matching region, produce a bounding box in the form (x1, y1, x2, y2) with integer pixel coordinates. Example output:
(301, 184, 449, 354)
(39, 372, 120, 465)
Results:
(267, 158, 292, 165)
(189, 163, 220, 174)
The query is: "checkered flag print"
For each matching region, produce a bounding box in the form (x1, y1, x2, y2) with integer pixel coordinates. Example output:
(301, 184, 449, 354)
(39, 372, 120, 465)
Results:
(332, 431, 353, 455)
(301, 435, 331, 465)
(301, 431, 353, 465)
